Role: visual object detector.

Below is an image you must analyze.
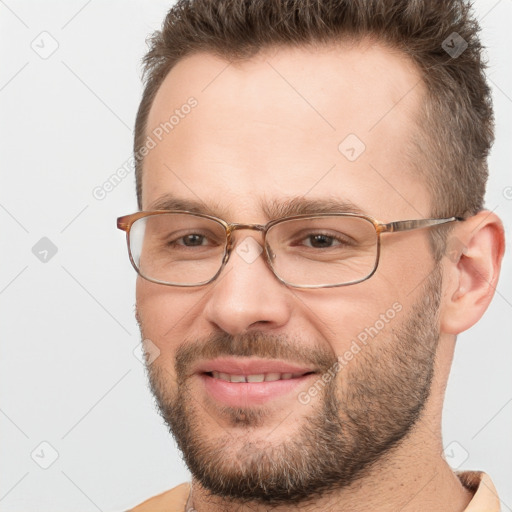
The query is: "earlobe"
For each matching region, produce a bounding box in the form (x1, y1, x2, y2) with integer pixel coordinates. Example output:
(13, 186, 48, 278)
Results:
(440, 211, 505, 335)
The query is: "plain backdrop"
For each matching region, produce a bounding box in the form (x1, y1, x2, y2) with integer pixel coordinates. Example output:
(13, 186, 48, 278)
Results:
(1, 1, 511, 510)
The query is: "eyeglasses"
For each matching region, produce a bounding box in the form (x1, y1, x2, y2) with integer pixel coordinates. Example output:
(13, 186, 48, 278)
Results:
(117, 211, 462, 289)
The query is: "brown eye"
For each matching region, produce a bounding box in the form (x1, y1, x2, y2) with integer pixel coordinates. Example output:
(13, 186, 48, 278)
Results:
(179, 234, 207, 246)
(305, 234, 338, 248)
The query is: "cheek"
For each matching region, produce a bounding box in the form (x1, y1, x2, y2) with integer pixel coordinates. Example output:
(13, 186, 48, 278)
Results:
(136, 278, 201, 363)
(298, 276, 404, 356)
(377, 232, 435, 292)
(303, 238, 434, 357)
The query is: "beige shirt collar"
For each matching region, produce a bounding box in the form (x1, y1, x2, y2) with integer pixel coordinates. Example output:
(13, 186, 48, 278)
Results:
(456, 471, 501, 511)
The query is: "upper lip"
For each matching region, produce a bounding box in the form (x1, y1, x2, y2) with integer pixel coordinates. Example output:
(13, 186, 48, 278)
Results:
(194, 357, 317, 376)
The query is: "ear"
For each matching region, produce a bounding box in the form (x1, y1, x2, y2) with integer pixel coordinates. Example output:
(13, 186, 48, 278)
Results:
(440, 210, 505, 335)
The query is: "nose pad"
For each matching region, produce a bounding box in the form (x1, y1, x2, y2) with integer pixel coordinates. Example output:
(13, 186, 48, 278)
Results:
(266, 243, 276, 261)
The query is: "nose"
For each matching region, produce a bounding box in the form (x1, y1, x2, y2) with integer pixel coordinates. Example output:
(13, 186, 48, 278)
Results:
(202, 234, 293, 335)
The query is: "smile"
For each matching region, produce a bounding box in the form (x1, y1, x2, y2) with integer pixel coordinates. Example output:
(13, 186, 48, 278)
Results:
(194, 358, 318, 407)
(206, 371, 311, 383)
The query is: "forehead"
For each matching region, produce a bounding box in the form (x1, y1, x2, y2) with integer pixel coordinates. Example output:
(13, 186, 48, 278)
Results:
(142, 42, 430, 221)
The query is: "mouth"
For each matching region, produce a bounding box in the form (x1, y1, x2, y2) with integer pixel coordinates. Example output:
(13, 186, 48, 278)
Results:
(195, 358, 318, 407)
(205, 371, 313, 383)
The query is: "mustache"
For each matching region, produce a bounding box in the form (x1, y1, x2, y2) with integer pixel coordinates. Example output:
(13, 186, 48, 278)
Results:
(174, 330, 338, 380)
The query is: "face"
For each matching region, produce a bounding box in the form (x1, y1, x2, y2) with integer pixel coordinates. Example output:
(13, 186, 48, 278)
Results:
(136, 42, 444, 504)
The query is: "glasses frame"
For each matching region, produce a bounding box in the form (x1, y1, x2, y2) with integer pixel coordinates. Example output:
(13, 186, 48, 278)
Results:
(117, 210, 463, 289)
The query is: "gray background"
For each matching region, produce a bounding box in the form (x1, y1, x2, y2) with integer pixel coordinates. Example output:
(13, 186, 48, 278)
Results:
(0, 1, 511, 510)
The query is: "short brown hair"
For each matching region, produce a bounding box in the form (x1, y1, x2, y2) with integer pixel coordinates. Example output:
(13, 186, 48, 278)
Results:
(134, 0, 493, 229)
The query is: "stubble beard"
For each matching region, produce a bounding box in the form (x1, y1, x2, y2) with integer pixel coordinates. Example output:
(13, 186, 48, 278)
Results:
(142, 266, 442, 506)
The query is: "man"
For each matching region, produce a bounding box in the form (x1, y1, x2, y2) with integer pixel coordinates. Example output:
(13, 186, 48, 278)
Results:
(117, 0, 505, 510)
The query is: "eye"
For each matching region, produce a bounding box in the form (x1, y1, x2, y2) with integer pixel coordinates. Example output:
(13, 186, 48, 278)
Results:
(177, 233, 208, 247)
(164, 230, 222, 249)
(303, 233, 340, 249)
(295, 231, 353, 250)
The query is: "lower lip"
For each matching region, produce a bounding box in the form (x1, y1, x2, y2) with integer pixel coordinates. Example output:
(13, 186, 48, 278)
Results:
(199, 373, 315, 407)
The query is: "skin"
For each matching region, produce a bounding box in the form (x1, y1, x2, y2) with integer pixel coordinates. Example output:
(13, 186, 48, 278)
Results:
(135, 40, 505, 511)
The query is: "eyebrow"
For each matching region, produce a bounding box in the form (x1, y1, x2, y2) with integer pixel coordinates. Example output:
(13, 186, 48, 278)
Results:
(261, 196, 367, 219)
(146, 193, 367, 220)
(147, 195, 224, 217)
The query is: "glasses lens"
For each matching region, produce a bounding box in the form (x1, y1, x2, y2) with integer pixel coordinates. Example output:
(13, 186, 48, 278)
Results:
(129, 213, 227, 285)
(266, 216, 378, 286)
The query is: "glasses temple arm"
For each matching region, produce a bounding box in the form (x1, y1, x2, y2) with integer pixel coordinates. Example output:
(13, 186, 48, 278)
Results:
(380, 216, 464, 233)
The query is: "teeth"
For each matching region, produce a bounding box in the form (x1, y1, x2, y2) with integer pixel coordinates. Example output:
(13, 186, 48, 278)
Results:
(210, 372, 305, 382)
(246, 374, 265, 382)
